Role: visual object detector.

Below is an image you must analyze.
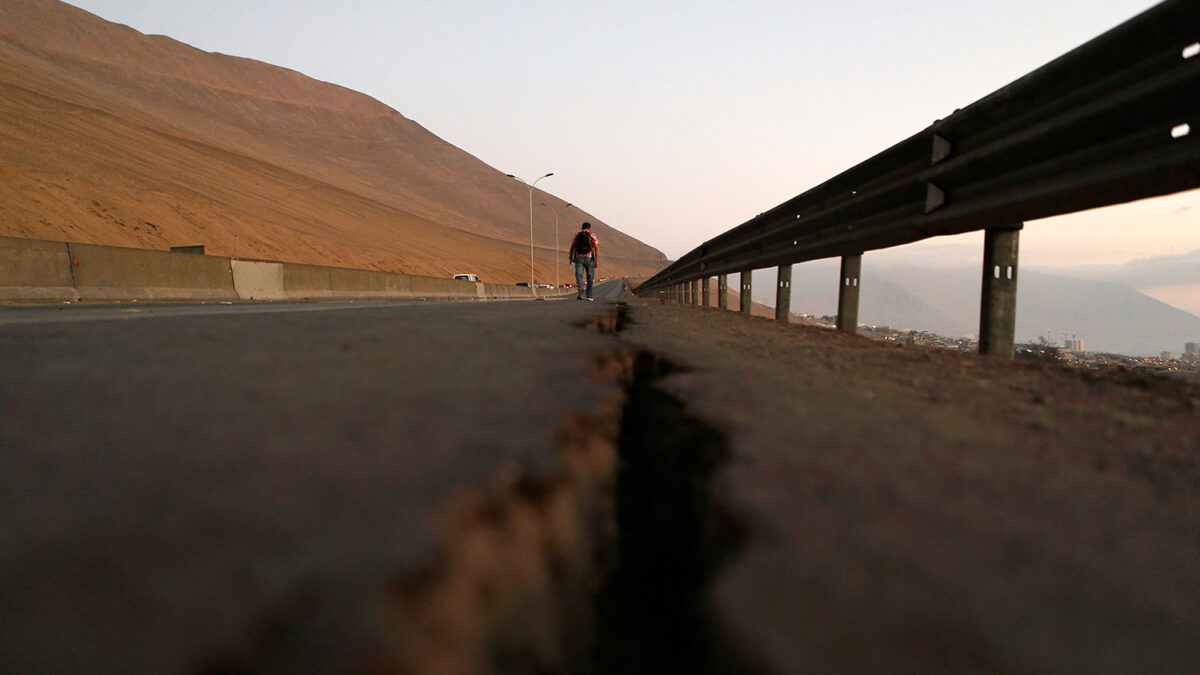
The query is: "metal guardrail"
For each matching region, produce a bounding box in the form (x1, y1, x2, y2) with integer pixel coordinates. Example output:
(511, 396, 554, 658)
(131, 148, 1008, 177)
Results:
(638, 0, 1200, 290)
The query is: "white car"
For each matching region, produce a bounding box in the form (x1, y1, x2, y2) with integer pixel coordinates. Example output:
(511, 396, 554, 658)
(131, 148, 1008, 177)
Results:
(452, 274, 480, 282)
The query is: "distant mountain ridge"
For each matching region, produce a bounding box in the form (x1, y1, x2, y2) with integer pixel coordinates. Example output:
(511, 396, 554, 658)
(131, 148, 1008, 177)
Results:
(0, 0, 664, 280)
(752, 261, 1200, 356)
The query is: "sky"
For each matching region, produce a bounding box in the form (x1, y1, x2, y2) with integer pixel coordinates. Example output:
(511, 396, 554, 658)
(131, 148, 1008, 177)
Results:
(62, 0, 1199, 270)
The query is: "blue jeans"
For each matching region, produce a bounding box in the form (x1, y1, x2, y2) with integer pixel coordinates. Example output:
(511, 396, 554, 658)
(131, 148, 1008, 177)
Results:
(574, 257, 595, 298)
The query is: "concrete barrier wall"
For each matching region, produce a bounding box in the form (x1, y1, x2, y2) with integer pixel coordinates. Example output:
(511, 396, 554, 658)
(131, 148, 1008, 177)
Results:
(0, 236, 77, 301)
(1, 235, 568, 303)
(280, 261, 427, 297)
(481, 283, 537, 300)
(230, 260, 286, 301)
(275, 262, 553, 301)
(68, 242, 239, 301)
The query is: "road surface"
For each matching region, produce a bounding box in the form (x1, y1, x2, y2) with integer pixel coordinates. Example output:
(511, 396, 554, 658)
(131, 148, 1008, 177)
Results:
(1, 286, 627, 673)
(3, 280, 1200, 673)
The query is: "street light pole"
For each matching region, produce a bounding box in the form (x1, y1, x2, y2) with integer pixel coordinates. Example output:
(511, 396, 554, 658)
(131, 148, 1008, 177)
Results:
(540, 201, 572, 290)
(507, 172, 553, 292)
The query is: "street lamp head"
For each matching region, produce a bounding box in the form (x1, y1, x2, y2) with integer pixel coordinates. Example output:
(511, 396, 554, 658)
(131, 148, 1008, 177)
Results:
(543, 172, 554, 178)
(506, 174, 516, 178)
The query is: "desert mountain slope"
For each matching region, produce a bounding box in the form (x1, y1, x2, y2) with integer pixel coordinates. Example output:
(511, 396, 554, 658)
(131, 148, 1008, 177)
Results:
(0, 0, 665, 280)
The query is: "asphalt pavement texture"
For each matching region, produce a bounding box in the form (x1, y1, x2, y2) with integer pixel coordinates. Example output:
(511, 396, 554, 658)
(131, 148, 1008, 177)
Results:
(1, 283, 628, 673)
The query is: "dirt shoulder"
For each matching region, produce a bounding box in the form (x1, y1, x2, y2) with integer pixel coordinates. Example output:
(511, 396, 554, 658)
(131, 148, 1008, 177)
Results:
(622, 298, 1200, 673)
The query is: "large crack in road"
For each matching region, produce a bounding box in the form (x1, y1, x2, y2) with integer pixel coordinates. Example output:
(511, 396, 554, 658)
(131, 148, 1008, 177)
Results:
(346, 303, 753, 674)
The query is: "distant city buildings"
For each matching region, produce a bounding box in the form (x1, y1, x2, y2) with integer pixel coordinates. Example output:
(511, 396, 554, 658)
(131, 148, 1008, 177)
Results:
(1185, 343, 1200, 362)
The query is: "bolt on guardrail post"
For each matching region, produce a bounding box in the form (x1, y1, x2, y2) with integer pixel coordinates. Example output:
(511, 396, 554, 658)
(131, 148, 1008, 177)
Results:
(702, 276, 711, 307)
(837, 254, 862, 334)
(740, 270, 753, 314)
(718, 275, 728, 310)
(979, 225, 1022, 358)
(775, 264, 792, 322)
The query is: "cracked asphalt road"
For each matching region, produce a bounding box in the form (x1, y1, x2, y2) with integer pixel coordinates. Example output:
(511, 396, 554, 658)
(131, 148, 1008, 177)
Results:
(4, 283, 1199, 673)
(0, 290, 627, 672)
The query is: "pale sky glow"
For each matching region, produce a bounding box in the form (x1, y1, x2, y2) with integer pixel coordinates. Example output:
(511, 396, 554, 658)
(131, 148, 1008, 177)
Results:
(61, 0, 1199, 266)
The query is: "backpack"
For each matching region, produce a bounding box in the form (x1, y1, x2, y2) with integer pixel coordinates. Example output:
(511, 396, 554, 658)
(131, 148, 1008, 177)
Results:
(573, 230, 593, 254)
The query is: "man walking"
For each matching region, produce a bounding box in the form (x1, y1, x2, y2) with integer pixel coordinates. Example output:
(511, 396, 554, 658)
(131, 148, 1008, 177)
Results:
(569, 221, 599, 301)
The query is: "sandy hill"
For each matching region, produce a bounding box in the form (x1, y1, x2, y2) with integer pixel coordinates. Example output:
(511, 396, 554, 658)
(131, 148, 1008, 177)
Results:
(0, 0, 665, 282)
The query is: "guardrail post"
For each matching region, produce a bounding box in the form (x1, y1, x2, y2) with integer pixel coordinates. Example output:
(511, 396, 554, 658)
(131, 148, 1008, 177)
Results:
(701, 276, 711, 307)
(740, 270, 753, 314)
(718, 275, 728, 310)
(837, 254, 862, 334)
(775, 265, 792, 322)
(692, 279, 701, 306)
(979, 225, 1022, 358)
